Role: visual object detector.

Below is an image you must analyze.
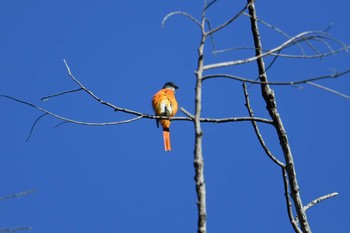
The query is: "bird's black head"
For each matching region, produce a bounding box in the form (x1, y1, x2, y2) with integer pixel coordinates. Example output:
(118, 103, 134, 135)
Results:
(163, 82, 179, 89)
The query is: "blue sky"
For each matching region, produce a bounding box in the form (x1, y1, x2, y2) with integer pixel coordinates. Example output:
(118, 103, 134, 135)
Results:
(1, 0, 349, 232)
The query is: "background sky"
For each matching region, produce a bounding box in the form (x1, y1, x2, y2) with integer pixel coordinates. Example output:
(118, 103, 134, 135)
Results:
(1, 0, 349, 232)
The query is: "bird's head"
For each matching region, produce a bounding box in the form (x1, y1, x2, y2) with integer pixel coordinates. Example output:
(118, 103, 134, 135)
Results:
(163, 82, 179, 91)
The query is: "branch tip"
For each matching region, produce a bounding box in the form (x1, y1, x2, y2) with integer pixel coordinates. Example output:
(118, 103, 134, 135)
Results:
(304, 192, 339, 211)
(162, 11, 201, 28)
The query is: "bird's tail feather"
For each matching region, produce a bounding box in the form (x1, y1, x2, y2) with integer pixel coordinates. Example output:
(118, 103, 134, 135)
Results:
(163, 128, 171, 151)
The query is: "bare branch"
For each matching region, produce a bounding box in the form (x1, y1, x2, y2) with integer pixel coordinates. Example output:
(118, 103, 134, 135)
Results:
(63, 60, 118, 109)
(0, 190, 36, 202)
(41, 88, 83, 101)
(307, 81, 350, 99)
(1, 94, 272, 128)
(203, 0, 219, 13)
(204, 31, 349, 70)
(199, 116, 273, 124)
(210, 8, 325, 65)
(213, 46, 349, 59)
(54, 121, 68, 128)
(270, 47, 349, 58)
(247, 1, 312, 232)
(263, 50, 280, 74)
(194, 17, 207, 233)
(203, 68, 350, 87)
(62, 60, 149, 116)
(26, 113, 48, 142)
(0, 227, 32, 232)
(242, 12, 305, 55)
(206, 1, 255, 36)
(294, 192, 339, 224)
(180, 107, 194, 118)
(243, 83, 285, 167)
(0, 94, 144, 126)
(304, 192, 339, 211)
(204, 19, 217, 52)
(162, 11, 201, 28)
(282, 168, 303, 233)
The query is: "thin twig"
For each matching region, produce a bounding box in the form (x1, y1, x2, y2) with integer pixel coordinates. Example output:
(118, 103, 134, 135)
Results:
(205, 19, 217, 52)
(307, 81, 350, 99)
(162, 11, 201, 28)
(202, 68, 350, 87)
(0, 190, 36, 201)
(0, 227, 32, 232)
(282, 168, 302, 233)
(264, 50, 281, 73)
(203, 31, 349, 70)
(54, 121, 68, 128)
(26, 113, 48, 142)
(243, 83, 285, 167)
(213, 46, 349, 59)
(206, 1, 255, 36)
(0, 94, 144, 126)
(203, 0, 219, 13)
(41, 88, 83, 101)
(180, 107, 195, 118)
(304, 192, 338, 211)
(198, 116, 273, 124)
(62, 60, 148, 116)
(242, 12, 305, 55)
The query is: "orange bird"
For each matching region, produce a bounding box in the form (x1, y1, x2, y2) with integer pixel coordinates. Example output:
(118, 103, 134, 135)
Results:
(152, 82, 179, 151)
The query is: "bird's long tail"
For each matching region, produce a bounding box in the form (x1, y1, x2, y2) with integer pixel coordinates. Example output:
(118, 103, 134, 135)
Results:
(163, 128, 171, 151)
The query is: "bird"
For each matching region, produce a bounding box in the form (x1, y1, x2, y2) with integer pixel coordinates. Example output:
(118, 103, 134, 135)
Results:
(152, 82, 179, 151)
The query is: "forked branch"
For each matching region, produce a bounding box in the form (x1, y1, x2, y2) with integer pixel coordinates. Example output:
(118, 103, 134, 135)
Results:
(247, 0, 311, 232)
(243, 82, 285, 167)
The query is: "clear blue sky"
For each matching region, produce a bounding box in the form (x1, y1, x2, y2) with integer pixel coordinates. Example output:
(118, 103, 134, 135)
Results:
(1, 1, 349, 232)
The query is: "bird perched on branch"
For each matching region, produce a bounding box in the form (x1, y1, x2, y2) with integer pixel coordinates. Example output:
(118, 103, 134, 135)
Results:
(152, 82, 179, 151)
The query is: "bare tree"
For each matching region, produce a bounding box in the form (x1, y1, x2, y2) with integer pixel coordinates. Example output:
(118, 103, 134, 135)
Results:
(163, 1, 348, 232)
(1, 1, 349, 233)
